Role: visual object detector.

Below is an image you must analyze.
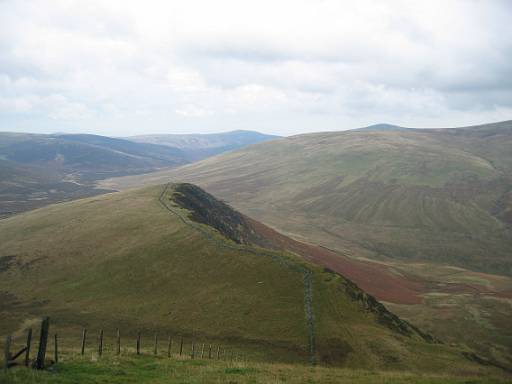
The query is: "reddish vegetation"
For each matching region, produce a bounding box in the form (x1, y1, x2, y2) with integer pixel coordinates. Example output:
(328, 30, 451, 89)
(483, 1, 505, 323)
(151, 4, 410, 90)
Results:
(248, 218, 425, 304)
(248, 218, 512, 304)
(306, 246, 426, 305)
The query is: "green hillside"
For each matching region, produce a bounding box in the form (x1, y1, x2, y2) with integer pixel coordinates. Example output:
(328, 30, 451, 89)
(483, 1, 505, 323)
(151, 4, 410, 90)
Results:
(3, 355, 510, 384)
(104, 121, 512, 276)
(0, 184, 493, 374)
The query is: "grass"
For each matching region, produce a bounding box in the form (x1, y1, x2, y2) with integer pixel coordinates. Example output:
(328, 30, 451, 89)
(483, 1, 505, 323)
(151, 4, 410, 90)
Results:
(0, 185, 311, 364)
(97, 125, 512, 368)
(0, 183, 504, 374)
(386, 293, 512, 368)
(1, 353, 510, 384)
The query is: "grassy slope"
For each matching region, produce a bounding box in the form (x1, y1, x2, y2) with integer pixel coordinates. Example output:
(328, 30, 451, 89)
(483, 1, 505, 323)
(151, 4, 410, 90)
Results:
(97, 121, 512, 368)
(0, 184, 495, 374)
(2, 355, 510, 384)
(100, 121, 512, 275)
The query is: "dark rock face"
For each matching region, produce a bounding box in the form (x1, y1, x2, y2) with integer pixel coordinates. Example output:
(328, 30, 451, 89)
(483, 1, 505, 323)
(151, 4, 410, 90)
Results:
(171, 183, 264, 245)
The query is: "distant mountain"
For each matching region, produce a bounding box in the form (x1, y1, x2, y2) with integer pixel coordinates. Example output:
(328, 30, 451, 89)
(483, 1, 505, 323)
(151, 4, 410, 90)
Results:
(0, 133, 187, 178)
(127, 130, 280, 161)
(355, 123, 410, 131)
(0, 130, 278, 217)
(0, 158, 104, 219)
(0, 132, 189, 217)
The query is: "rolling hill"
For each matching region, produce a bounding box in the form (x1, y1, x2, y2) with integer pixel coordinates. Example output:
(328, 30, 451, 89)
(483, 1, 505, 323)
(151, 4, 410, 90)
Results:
(0, 183, 494, 373)
(355, 123, 411, 132)
(99, 121, 512, 367)
(0, 158, 113, 219)
(127, 130, 279, 161)
(0, 130, 277, 218)
(104, 120, 512, 276)
(0, 132, 187, 178)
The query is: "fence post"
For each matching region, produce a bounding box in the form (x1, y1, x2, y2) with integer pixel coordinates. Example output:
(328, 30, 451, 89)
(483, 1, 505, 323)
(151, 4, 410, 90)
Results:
(200, 343, 205, 359)
(98, 330, 103, 357)
(34, 317, 50, 369)
(81, 328, 87, 356)
(167, 337, 172, 358)
(191, 340, 195, 359)
(154, 334, 158, 355)
(3, 335, 11, 371)
(116, 328, 121, 355)
(208, 344, 212, 359)
(179, 337, 183, 356)
(136, 332, 141, 355)
(54, 334, 58, 364)
(25, 328, 32, 367)
(216, 345, 220, 360)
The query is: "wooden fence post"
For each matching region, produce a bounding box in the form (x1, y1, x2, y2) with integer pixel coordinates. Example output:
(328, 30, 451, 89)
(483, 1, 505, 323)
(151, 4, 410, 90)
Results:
(136, 332, 141, 355)
(208, 344, 212, 359)
(3, 335, 11, 371)
(54, 334, 58, 363)
(34, 317, 49, 369)
(80, 328, 87, 356)
(179, 337, 183, 356)
(191, 340, 195, 359)
(98, 330, 103, 357)
(200, 343, 205, 359)
(116, 328, 121, 355)
(167, 337, 172, 358)
(25, 328, 32, 367)
(154, 334, 158, 355)
(216, 345, 220, 360)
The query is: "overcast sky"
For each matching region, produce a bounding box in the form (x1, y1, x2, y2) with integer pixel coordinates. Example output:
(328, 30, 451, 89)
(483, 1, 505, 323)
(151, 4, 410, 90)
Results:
(1, 0, 511, 136)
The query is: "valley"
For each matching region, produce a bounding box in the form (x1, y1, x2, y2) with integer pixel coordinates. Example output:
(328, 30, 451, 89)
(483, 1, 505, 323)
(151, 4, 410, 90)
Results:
(0, 131, 276, 218)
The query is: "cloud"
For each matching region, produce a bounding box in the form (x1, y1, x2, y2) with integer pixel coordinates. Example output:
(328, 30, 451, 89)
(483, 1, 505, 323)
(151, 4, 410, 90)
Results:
(0, 0, 511, 135)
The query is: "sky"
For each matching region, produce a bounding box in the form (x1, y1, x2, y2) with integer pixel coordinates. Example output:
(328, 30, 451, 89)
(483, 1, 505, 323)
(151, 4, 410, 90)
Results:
(0, 0, 511, 136)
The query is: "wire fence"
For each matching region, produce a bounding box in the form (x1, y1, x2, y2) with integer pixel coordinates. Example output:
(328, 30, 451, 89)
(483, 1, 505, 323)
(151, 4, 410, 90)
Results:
(3, 317, 244, 371)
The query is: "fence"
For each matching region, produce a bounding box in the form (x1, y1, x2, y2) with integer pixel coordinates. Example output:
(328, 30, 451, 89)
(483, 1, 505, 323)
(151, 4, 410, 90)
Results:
(3, 317, 243, 371)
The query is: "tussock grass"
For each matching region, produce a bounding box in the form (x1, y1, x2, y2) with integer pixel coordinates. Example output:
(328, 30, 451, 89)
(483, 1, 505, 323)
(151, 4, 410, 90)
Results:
(1, 353, 510, 384)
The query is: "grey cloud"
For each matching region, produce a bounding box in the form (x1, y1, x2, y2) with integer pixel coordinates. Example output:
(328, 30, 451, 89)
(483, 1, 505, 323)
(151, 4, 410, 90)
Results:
(0, 0, 511, 136)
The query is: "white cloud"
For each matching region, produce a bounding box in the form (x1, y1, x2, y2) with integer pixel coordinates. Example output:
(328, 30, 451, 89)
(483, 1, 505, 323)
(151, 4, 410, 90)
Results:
(0, 0, 511, 135)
